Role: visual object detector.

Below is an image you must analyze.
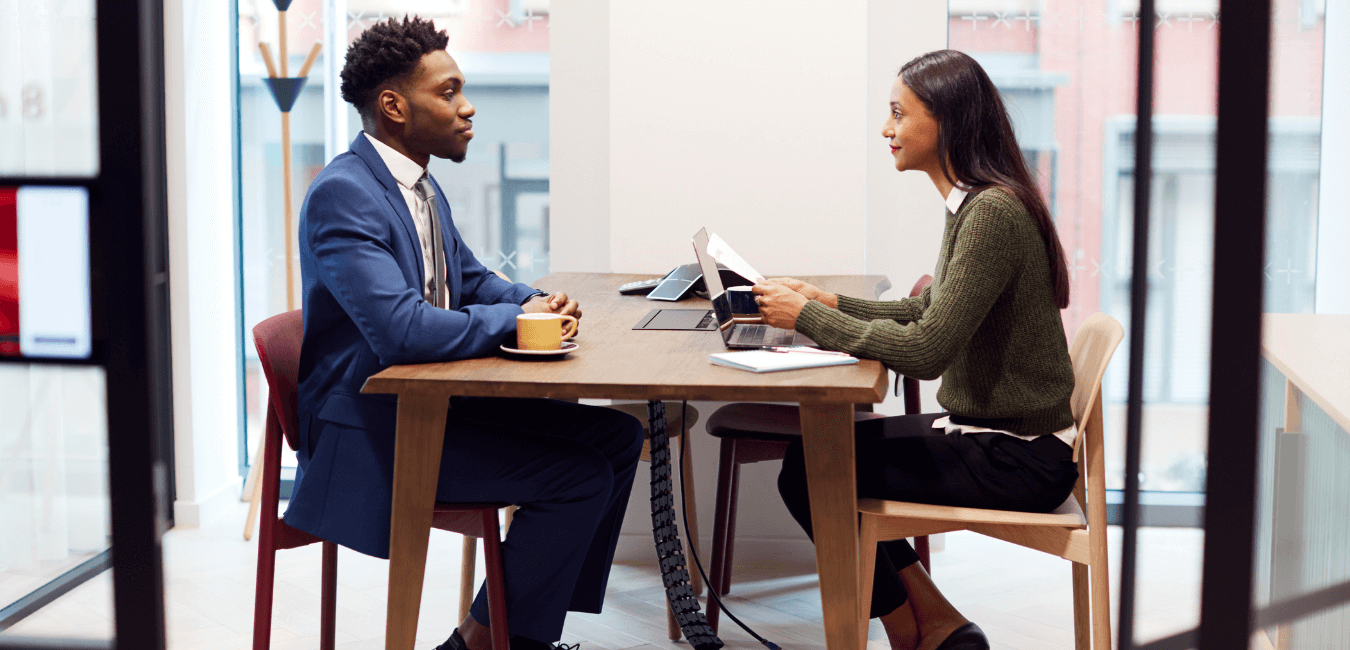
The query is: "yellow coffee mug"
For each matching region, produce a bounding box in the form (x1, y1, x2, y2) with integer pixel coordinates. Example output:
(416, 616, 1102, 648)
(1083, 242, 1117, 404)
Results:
(516, 313, 579, 350)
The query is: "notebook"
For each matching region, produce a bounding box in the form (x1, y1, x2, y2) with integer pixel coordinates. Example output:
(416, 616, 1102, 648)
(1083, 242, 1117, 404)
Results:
(708, 349, 859, 373)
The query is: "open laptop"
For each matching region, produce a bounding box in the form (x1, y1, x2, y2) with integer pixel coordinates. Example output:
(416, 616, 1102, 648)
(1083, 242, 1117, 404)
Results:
(692, 228, 819, 349)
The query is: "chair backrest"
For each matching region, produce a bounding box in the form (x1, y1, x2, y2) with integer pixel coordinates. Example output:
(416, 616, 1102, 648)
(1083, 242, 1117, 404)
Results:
(1066, 312, 1124, 485)
(901, 275, 935, 414)
(1067, 313, 1124, 430)
(908, 274, 933, 299)
(252, 310, 305, 452)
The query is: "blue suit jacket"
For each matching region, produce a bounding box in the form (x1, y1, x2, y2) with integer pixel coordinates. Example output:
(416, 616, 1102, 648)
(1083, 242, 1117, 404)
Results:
(287, 133, 540, 558)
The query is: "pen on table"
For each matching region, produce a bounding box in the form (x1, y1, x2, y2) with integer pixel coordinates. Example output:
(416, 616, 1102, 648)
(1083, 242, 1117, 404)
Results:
(765, 346, 852, 356)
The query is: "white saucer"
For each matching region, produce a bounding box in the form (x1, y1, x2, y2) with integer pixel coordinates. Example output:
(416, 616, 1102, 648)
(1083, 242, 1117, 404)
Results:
(500, 341, 579, 357)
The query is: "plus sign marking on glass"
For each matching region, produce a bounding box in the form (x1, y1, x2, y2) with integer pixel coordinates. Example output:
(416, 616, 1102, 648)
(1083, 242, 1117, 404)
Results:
(960, 13, 989, 30)
(1174, 12, 1204, 33)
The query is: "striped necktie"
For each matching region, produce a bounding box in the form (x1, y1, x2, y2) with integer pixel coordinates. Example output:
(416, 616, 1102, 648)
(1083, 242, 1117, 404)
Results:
(413, 175, 446, 309)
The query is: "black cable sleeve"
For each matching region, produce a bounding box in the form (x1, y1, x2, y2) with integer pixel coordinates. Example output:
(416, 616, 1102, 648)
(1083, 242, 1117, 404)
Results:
(646, 400, 724, 650)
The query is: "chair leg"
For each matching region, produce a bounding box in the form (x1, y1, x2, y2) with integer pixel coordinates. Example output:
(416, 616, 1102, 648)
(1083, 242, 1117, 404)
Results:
(675, 431, 703, 597)
(706, 438, 738, 633)
(1071, 562, 1091, 650)
(252, 408, 284, 650)
(1090, 562, 1112, 650)
(481, 510, 510, 650)
(858, 514, 880, 649)
(320, 541, 338, 650)
(243, 445, 265, 542)
(721, 461, 742, 595)
(915, 534, 931, 574)
(667, 602, 681, 640)
(251, 528, 277, 650)
(459, 535, 478, 623)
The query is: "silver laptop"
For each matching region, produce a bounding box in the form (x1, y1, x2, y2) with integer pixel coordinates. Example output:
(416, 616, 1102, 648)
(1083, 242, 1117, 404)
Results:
(692, 228, 818, 349)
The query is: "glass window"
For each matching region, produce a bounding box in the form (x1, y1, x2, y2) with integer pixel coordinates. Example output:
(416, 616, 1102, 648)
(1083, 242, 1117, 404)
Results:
(235, 0, 550, 482)
(0, 1, 100, 177)
(950, 0, 1324, 496)
(0, 365, 112, 639)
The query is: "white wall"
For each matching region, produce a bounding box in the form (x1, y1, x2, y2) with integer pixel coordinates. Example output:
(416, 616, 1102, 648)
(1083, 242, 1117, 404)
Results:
(164, 0, 243, 528)
(1316, 0, 1350, 314)
(551, 0, 947, 562)
(549, 0, 611, 273)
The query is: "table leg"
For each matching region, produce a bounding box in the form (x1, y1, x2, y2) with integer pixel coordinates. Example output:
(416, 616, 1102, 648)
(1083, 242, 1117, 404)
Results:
(799, 402, 862, 650)
(386, 394, 450, 650)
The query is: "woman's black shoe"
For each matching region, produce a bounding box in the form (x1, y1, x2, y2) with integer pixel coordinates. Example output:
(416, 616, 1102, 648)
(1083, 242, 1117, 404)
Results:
(933, 622, 990, 650)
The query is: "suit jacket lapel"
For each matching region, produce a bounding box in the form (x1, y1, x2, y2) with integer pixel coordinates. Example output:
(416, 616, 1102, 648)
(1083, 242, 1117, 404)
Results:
(350, 134, 425, 291)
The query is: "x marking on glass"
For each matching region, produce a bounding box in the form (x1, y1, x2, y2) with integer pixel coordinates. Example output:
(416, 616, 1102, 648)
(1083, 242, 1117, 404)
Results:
(498, 250, 517, 270)
(347, 11, 366, 31)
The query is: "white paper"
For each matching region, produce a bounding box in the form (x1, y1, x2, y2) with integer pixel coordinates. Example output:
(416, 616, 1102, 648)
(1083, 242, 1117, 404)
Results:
(709, 350, 858, 373)
(707, 232, 765, 283)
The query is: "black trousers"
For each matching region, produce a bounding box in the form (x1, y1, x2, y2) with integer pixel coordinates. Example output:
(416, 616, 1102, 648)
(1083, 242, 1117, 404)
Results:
(776, 412, 1079, 618)
(433, 397, 646, 643)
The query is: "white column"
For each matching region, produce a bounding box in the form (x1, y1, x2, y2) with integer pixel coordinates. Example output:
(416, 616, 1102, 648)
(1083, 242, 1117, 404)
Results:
(164, 0, 244, 528)
(1316, 0, 1350, 314)
(323, 0, 349, 163)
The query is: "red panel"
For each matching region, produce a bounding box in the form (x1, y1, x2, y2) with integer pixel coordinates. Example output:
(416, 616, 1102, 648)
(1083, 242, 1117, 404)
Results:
(0, 187, 18, 356)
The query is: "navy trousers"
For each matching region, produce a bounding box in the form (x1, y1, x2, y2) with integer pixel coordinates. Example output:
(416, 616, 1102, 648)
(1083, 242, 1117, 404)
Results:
(777, 412, 1079, 618)
(434, 397, 645, 642)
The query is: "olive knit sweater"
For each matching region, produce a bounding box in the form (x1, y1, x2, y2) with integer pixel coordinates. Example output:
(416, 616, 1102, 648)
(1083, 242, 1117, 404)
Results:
(794, 187, 1076, 437)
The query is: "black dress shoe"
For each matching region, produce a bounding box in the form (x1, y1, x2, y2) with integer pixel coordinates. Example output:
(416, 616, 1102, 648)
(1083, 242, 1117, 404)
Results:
(436, 630, 581, 650)
(933, 622, 990, 650)
(434, 629, 468, 650)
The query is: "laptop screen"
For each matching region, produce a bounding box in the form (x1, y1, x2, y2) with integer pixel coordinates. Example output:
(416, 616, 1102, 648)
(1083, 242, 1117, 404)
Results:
(691, 228, 737, 343)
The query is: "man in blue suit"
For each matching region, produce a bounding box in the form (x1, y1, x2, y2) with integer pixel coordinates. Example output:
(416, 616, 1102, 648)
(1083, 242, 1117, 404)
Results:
(292, 16, 644, 650)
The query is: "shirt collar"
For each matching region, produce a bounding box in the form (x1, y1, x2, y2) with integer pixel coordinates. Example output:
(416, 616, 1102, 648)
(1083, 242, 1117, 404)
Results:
(364, 132, 426, 190)
(944, 185, 969, 215)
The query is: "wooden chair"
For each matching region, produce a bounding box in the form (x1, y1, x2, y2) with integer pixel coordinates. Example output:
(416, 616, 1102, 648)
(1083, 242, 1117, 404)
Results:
(703, 275, 934, 632)
(857, 312, 1123, 650)
(455, 401, 703, 641)
(251, 310, 511, 650)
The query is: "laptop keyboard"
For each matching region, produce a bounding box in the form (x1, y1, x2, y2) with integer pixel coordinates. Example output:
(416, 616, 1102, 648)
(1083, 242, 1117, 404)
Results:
(737, 325, 796, 346)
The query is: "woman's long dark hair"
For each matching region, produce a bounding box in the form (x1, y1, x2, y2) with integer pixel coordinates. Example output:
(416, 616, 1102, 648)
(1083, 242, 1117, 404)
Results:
(900, 50, 1070, 309)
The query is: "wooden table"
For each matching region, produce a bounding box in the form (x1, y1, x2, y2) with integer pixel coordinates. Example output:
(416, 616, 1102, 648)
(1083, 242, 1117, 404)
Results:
(363, 272, 892, 650)
(1261, 313, 1350, 433)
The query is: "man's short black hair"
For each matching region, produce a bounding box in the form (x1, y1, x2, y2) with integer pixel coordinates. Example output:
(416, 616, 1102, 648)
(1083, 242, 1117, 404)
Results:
(340, 15, 449, 120)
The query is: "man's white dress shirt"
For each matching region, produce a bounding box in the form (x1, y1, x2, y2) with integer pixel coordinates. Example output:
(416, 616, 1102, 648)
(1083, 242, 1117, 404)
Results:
(365, 132, 447, 308)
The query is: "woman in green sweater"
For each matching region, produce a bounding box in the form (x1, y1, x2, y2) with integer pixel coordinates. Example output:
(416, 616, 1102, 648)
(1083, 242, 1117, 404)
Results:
(754, 50, 1077, 650)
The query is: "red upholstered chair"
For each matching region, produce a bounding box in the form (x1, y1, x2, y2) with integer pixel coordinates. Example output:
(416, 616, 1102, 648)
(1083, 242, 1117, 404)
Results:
(251, 310, 510, 650)
(703, 275, 934, 632)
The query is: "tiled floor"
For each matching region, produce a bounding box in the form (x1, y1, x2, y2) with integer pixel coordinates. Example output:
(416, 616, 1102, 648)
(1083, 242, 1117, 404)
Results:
(4, 499, 1216, 649)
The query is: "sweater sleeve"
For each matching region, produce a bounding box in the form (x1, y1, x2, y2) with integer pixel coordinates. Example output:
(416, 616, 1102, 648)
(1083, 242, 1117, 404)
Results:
(794, 203, 1022, 380)
(835, 283, 930, 324)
